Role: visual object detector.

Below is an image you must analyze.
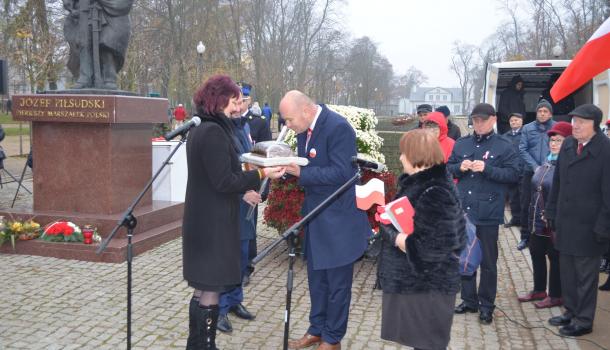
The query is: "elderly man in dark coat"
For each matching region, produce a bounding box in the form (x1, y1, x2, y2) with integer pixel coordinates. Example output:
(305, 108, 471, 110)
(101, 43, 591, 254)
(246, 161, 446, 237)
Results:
(545, 104, 610, 337)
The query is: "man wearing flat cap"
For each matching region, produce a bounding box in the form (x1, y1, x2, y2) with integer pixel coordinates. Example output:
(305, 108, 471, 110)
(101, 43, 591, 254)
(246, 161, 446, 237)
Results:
(416, 104, 433, 128)
(545, 104, 610, 337)
(448, 103, 520, 325)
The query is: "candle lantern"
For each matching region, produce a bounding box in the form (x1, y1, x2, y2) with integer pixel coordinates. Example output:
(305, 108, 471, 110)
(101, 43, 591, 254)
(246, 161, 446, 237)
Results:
(83, 225, 94, 244)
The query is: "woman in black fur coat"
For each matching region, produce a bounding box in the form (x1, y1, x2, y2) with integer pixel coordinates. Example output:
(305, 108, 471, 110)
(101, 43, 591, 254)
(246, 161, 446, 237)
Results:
(378, 129, 466, 350)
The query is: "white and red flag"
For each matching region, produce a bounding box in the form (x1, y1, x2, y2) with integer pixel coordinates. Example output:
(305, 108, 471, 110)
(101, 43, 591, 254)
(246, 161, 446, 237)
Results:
(356, 178, 385, 210)
(551, 17, 610, 103)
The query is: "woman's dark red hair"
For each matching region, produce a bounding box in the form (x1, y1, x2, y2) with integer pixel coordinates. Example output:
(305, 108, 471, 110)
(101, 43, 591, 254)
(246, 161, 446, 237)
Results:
(193, 74, 240, 116)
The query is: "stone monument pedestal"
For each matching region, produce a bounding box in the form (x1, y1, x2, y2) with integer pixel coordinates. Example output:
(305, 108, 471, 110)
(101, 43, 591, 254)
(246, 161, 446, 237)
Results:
(0, 94, 184, 262)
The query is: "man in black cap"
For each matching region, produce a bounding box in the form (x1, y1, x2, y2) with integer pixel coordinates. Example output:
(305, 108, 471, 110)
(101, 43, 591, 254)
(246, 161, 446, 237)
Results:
(436, 105, 461, 140)
(416, 104, 433, 128)
(448, 103, 520, 325)
(545, 104, 610, 337)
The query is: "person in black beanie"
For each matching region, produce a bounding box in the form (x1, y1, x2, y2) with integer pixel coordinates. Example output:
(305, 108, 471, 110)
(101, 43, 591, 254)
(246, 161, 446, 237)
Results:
(436, 105, 461, 140)
(516, 100, 555, 251)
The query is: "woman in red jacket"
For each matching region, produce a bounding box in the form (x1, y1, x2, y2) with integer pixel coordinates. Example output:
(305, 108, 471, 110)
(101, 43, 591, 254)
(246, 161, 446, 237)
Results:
(422, 111, 455, 162)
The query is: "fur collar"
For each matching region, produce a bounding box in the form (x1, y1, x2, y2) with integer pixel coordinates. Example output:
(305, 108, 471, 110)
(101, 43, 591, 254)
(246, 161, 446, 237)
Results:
(398, 163, 448, 188)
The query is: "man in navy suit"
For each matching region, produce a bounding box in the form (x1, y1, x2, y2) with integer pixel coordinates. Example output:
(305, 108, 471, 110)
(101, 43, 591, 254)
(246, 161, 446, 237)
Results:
(281, 90, 369, 350)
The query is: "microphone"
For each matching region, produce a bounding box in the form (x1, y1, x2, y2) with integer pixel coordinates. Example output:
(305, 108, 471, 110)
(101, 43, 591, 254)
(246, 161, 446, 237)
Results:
(164, 116, 202, 141)
(352, 156, 386, 173)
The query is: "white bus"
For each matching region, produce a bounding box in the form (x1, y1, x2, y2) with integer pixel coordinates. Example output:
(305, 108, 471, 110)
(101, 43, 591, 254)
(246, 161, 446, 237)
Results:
(483, 60, 609, 126)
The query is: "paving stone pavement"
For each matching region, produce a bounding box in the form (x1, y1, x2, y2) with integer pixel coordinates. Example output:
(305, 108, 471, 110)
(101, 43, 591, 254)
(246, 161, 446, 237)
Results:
(0, 155, 607, 349)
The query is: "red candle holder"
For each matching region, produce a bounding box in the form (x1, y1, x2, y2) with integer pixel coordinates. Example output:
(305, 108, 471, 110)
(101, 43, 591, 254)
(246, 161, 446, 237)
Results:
(83, 225, 94, 244)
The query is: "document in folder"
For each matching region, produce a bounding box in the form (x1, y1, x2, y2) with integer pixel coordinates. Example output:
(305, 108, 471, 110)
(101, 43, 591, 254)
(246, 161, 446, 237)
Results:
(383, 196, 414, 235)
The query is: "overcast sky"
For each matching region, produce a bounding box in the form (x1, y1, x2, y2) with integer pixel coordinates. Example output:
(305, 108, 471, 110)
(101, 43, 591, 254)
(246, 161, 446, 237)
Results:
(345, 0, 508, 87)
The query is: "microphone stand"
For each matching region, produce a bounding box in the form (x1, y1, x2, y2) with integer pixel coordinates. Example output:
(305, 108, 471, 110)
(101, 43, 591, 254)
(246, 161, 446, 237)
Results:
(96, 131, 190, 350)
(252, 167, 363, 350)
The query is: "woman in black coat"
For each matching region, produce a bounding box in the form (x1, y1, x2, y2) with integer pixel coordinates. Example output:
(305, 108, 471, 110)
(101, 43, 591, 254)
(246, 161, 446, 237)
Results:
(378, 129, 466, 350)
(182, 75, 284, 349)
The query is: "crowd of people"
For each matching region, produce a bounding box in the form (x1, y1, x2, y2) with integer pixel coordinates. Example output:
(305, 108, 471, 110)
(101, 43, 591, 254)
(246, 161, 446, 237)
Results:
(180, 74, 609, 350)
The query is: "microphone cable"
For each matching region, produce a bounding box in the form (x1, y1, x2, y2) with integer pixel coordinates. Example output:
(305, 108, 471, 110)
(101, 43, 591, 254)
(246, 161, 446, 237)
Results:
(493, 305, 609, 350)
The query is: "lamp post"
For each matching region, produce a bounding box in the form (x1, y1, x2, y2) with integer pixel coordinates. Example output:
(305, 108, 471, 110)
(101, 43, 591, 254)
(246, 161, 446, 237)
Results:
(358, 83, 363, 107)
(196, 41, 206, 79)
(287, 64, 294, 89)
(374, 87, 378, 114)
(147, 67, 152, 96)
(331, 75, 337, 104)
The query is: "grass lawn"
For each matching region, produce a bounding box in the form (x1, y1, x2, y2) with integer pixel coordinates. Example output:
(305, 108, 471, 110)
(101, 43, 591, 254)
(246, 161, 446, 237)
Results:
(4, 126, 30, 136)
(0, 113, 15, 124)
(1, 113, 30, 136)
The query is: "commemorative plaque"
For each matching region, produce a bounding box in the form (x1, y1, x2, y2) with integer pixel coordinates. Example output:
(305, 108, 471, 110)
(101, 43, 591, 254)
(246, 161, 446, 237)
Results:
(12, 94, 167, 214)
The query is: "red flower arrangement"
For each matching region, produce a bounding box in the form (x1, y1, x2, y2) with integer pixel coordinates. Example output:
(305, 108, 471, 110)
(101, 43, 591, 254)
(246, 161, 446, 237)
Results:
(264, 176, 305, 234)
(41, 221, 83, 242)
(263, 170, 397, 234)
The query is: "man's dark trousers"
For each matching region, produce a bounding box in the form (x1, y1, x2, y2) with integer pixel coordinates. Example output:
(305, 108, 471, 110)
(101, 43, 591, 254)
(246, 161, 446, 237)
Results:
(305, 233, 353, 344)
(219, 239, 249, 315)
(460, 225, 499, 312)
(519, 171, 534, 240)
(507, 180, 522, 224)
(560, 253, 600, 328)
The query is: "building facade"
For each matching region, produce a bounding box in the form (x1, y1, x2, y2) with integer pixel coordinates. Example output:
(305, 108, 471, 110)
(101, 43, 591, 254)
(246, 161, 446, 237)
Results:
(399, 86, 467, 115)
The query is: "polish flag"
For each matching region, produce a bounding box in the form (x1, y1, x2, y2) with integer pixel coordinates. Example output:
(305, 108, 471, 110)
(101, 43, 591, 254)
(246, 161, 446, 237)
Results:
(551, 17, 610, 103)
(356, 178, 385, 210)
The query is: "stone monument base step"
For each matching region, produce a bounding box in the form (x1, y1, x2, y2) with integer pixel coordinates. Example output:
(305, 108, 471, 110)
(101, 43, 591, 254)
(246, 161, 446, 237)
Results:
(0, 201, 184, 263)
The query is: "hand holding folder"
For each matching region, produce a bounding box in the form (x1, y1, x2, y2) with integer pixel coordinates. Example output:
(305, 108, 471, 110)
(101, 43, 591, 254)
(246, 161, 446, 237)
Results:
(375, 196, 414, 236)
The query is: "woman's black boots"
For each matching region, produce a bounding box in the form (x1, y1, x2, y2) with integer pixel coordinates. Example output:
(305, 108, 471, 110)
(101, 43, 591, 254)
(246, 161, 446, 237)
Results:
(186, 299, 219, 350)
(186, 297, 201, 349)
(197, 304, 220, 350)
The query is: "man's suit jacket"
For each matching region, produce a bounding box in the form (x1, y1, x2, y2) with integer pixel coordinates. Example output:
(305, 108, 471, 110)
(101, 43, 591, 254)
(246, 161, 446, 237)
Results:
(546, 132, 610, 256)
(297, 104, 369, 270)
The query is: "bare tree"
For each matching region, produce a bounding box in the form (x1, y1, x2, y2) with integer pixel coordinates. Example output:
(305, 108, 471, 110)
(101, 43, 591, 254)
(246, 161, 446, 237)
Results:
(450, 41, 478, 114)
(397, 66, 428, 98)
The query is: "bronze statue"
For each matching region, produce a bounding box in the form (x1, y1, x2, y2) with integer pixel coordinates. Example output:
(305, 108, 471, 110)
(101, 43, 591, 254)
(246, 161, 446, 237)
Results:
(63, 0, 134, 90)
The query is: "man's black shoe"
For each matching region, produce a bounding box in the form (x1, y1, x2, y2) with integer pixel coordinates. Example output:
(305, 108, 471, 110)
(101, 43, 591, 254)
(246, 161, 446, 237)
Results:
(600, 258, 609, 272)
(479, 310, 493, 324)
(454, 302, 478, 314)
(548, 314, 572, 326)
(217, 314, 232, 333)
(516, 239, 529, 251)
(559, 324, 592, 337)
(230, 303, 255, 320)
